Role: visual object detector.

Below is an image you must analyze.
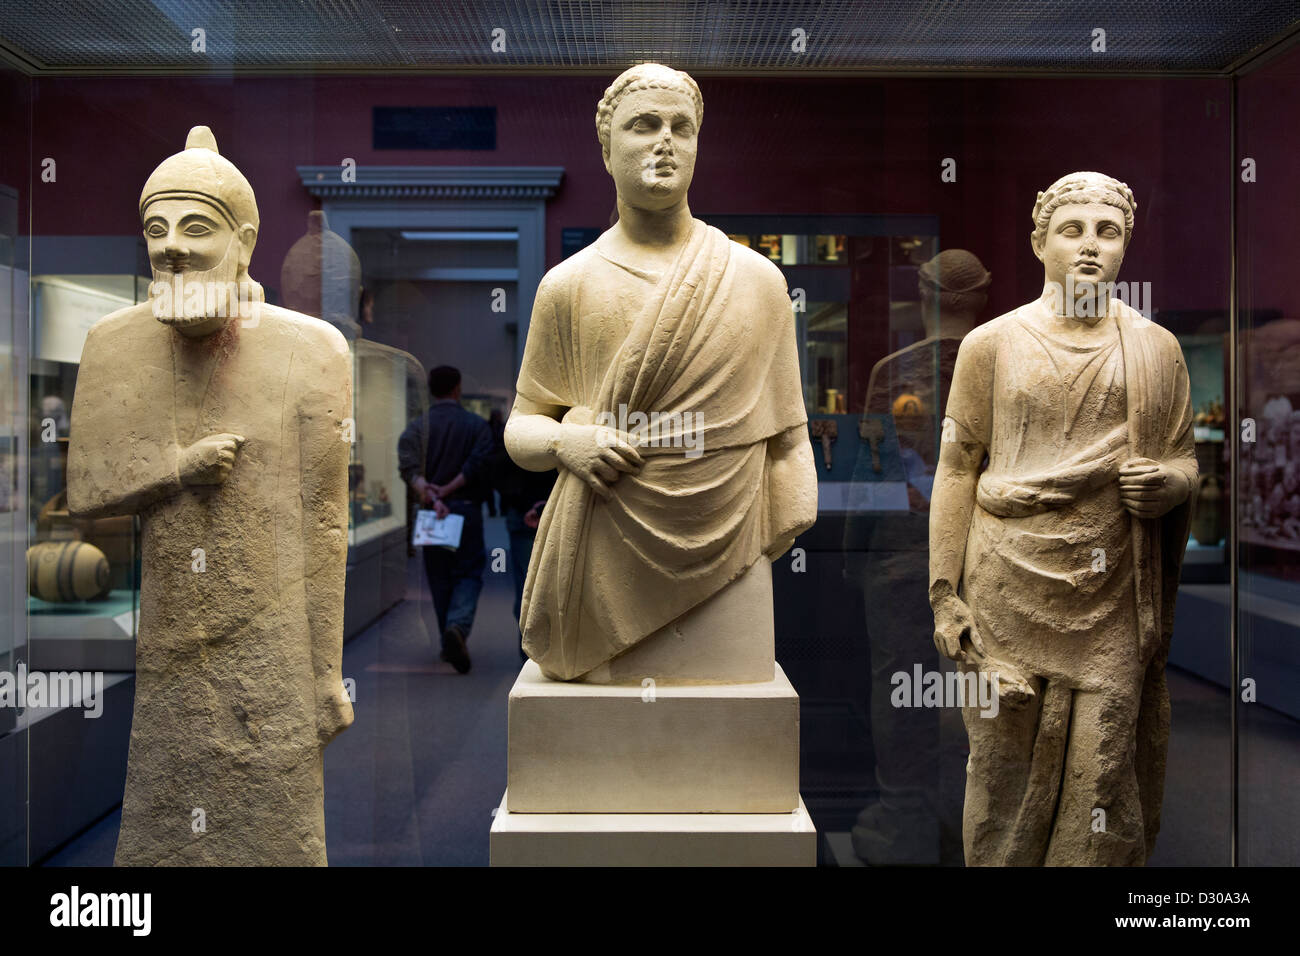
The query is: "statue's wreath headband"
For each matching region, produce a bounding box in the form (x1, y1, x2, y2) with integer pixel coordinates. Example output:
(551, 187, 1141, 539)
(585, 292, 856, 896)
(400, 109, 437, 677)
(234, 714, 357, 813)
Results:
(140, 190, 240, 229)
(919, 261, 991, 294)
(1031, 173, 1136, 227)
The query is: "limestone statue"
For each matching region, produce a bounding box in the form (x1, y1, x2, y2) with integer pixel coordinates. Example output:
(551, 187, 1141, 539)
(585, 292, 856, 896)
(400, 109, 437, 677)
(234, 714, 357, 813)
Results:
(67, 127, 354, 866)
(929, 172, 1197, 865)
(505, 64, 818, 682)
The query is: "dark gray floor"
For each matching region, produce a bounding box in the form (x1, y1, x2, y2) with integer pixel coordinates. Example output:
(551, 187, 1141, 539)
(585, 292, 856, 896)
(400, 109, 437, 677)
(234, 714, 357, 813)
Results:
(315, 533, 521, 866)
(39, 515, 1300, 866)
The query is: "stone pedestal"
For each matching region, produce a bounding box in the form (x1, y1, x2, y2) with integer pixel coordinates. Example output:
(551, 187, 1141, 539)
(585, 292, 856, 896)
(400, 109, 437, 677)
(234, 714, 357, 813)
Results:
(509, 660, 799, 812)
(493, 657, 816, 866)
(490, 790, 816, 867)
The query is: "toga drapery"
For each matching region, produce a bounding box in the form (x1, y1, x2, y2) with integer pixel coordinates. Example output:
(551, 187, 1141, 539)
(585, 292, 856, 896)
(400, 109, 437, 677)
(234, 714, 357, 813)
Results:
(67, 302, 352, 866)
(943, 299, 1196, 864)
(515, 220, 816, 680)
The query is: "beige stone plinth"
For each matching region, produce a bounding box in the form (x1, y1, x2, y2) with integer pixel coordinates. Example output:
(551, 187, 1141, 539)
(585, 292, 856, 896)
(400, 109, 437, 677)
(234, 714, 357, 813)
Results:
(490, 790, 816, 866)
(508, 660, 799, 812)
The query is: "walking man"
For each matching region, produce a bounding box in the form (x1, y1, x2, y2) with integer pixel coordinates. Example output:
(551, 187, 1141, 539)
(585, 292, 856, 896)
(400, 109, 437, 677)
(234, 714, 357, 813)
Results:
(399, 365, 494, 673)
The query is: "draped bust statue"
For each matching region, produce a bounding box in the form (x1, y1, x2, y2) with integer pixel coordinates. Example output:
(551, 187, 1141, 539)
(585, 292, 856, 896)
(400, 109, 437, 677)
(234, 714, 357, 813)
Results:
(505, 64, 818, 682)
(67, 127, 354, 865)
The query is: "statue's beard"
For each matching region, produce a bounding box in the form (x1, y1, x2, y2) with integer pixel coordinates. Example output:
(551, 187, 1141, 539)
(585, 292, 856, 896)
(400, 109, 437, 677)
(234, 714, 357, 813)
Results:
(150, 236, 255, 328)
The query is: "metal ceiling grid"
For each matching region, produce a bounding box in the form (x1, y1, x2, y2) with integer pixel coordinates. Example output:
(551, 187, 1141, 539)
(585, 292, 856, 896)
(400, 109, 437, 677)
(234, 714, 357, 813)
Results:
(0, 0, 1296, 74)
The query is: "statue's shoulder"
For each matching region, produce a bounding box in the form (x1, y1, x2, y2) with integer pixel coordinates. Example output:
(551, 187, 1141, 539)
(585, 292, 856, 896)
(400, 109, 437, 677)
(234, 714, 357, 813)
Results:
(961, 309, 1021, 350)
(985, 306, 1029, 330)
(1113, 299, 1180, 350)
(537, 243, 603, 296)
(720, 232, 788, 293)
(85, 301, 159, 341)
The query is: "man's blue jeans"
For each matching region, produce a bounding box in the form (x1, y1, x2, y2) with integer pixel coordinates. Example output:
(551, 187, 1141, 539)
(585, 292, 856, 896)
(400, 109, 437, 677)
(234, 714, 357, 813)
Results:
(503, 507, 537, 625)
(504, 507, 539, 661)
(422, 500, 486, 648)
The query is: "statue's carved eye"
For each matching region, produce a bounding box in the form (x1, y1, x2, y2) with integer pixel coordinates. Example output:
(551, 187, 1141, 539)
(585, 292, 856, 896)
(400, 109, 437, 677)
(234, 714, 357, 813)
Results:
(145, 224, 167, 238)
(184, 224, 212, 236)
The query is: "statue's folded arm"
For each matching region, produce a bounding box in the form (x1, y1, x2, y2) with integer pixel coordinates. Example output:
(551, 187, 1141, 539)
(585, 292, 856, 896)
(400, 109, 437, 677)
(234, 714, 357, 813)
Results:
(67, 323, 185, 520)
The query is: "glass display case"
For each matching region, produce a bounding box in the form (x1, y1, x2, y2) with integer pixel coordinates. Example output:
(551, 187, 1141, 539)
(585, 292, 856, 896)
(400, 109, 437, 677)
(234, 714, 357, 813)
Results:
(277, 208, 431, 635)
(0, 175, 23, 865)
(26, 275, 145, 673)
(343, 337, 428, 637)
(350, 341, 421, 543)
(0, 1, 1295, 878)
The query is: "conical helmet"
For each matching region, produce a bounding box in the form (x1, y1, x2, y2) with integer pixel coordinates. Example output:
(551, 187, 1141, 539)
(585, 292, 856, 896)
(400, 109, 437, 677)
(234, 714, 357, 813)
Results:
(139, 126, 259, 231)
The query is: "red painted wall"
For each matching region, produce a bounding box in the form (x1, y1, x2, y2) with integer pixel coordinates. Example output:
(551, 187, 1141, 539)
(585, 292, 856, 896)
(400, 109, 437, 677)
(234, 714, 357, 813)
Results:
(0, 68, 31, 237)
(25, 72, 1232, 323)
(1239, 43, 1300, 324)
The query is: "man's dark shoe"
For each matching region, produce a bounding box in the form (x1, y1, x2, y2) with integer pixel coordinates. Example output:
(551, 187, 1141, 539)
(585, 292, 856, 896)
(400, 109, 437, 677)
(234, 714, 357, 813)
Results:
(441, 625, 471, 674)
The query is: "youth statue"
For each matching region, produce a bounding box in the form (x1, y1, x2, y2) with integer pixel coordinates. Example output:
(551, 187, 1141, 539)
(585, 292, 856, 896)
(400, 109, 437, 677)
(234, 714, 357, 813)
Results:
(929, 172, 1197, 866)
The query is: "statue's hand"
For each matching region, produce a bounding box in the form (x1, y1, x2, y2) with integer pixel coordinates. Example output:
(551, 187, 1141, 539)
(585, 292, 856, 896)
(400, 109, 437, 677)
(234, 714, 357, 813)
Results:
(316, 678, 355, 746)
(556, 423, 643, 500)
(179, 433, 245, 486)
(932, 594, 987, 666)
(1119, 457, 1187, 518)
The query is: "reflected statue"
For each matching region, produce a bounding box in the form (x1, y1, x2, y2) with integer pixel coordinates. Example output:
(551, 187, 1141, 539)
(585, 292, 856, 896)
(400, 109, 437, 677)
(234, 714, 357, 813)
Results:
(505, 63, 818, 681)
(850, 249, 990, 865)
(280, 208, 428, 554)
(930, 172, 1197, 865)
(67, 127, 354, 865)
(281, 209, 363, 341)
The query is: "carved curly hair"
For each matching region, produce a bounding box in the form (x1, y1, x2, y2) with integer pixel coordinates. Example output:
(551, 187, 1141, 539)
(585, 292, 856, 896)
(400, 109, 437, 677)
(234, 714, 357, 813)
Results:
(1031, 171, 1137, 249)
(595, 63, 703, 159)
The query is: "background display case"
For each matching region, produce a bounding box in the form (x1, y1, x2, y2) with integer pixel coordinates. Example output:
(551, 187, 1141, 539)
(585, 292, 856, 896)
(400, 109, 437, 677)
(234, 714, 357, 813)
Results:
(0, 1, 1296, 868)
(277, 208, 432, 636)
(344, 337, 428, 638)
(27, 275, 144, 673)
